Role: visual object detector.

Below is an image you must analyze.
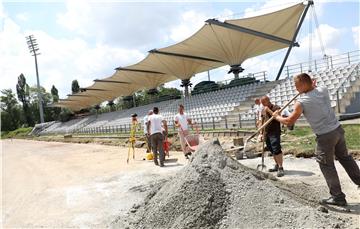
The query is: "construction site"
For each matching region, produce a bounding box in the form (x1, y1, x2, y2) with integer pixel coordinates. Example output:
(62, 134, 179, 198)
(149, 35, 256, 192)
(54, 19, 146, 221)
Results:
(2, 133, 359, 228)
(1, 0, 360, 228)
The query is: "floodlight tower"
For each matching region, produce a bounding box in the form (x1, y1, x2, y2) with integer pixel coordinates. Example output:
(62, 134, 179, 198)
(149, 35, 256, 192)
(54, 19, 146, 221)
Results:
(26, 35, 44, 123)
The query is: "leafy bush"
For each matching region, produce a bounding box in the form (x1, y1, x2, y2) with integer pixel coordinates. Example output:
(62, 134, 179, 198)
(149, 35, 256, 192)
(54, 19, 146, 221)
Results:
(1, 127, 33, 139)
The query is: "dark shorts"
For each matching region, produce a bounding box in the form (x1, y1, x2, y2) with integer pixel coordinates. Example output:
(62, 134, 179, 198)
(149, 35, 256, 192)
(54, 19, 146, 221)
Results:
(266, 134, 282, 155)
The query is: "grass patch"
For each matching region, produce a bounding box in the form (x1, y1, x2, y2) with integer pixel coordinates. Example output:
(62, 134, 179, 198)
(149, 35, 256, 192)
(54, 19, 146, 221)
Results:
(287, 126, 314, 137)
(282, 124, 360, 158)
(1, 127, 33, 139)
(343, 124, 360, 150)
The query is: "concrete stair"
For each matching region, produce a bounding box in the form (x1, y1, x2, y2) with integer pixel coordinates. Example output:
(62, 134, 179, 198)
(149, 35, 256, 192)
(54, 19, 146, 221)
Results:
(219, 80, 283, 128)
(336, 64, 360, 113)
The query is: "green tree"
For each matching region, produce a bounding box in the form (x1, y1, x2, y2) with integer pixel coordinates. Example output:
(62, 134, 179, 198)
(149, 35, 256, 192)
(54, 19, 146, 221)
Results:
(134, 86, 182, 106)
(157, 85, 182, 97)
(50, 85, 61, 120)
(94, 104, 101, 118)
(51, 85, 59, 102)
(16, 73, 34, 126)
(59, 108, 73, 122)
(29, 86, 53, 123)
(71, 80, 80, 94)
(1, 89, 22, 131)
(107, 100, 115, 112)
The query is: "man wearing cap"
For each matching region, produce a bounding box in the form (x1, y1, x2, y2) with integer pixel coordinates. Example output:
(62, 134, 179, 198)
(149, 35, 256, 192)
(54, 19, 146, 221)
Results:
(130, 113, 139, 137)
(128, 113, 139, 161)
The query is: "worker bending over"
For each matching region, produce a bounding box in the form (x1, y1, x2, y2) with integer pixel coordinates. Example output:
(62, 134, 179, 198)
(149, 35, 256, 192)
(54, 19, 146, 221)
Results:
(273, 73, 360, 206)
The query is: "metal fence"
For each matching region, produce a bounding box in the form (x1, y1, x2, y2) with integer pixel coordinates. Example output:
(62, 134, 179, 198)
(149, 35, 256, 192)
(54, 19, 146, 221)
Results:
(218, 71, 267, 86)
(282, 50, 360, 79)
(68, 114, 258, 136)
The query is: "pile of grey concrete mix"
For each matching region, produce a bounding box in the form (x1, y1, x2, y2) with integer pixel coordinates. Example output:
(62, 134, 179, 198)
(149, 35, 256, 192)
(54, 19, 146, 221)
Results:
(112, 139, 350, 229)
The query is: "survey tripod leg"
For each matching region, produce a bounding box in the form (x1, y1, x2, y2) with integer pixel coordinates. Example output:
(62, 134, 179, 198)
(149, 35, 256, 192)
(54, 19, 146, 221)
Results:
(127, 137, 136, 164)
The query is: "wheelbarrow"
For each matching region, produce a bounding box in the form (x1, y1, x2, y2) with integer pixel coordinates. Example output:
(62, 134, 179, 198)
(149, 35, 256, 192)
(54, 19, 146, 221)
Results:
(184, 133, 205, 152)
(180, 124, 204, 157)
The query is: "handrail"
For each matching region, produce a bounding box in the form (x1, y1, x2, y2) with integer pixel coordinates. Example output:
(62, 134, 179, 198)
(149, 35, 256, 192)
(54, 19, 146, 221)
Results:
(217, 71, 267, 86)
(214, 50, 359, 84)
(282, 50, 360, 79)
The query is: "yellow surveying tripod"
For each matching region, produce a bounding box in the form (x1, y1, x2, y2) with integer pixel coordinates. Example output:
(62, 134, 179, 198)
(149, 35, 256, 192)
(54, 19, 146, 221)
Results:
(127, 114, 139, 164)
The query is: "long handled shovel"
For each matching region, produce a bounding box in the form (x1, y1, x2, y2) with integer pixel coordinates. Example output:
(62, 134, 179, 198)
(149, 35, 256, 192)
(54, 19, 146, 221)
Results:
(257, 132, 267, 171)
(243, 93, 301, 157)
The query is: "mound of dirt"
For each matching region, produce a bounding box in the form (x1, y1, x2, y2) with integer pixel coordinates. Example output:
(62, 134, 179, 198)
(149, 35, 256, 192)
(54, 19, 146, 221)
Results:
(113, 139, 350, 229)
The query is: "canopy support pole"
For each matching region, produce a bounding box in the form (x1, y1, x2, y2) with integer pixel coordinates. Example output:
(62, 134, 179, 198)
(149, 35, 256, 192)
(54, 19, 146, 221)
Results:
(275, 1, 313, 80)
(229, 65, 244, 79)
(149, 49, 223, 63)
(93, 79, 131, 84)
(206, 19, 299, 47)
(180, 79, 192, 97)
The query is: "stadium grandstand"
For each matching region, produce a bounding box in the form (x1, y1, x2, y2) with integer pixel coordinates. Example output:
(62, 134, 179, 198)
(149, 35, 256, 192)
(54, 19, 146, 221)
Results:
(33, 50, 360, 136)
(31, 1, 360, 136)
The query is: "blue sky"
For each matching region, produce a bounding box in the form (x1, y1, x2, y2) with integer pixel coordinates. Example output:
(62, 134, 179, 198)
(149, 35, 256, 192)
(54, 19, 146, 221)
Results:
(1, 0, 359, 99)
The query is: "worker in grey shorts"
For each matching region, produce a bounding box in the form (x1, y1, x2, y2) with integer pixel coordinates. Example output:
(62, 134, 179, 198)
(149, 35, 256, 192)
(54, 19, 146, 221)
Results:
(272, 73, 360, 206)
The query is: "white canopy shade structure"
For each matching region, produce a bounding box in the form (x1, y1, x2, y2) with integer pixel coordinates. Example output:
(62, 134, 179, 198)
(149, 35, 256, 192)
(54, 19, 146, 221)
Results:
(53, 69, 177, 110)
(113, 67, 178, 87)
(157, 2, 308, 76)
(123, 52, 224, 80)
(53, 1, 312, 110)
(163, 3, 305, 65)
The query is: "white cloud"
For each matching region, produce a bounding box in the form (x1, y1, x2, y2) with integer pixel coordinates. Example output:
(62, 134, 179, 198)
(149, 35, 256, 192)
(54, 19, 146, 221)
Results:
(15, 13, 28, 22)
(56, 0, 91, 35)
(295, 24, 342, 57)
(0, 12, 144, 99)
(352, 26, 360, 48)
(56, 1, 184, 49)
(169, 10, 207, 42)
(0, 1, 5, 31)
(243, 0, 300, 18)
(242, 0, 325, 24)
(169, 8, 234, 43)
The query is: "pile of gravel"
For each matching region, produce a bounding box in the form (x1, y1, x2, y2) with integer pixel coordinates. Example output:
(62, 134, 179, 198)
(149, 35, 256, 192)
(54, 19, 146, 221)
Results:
(113, 139, 349, 229)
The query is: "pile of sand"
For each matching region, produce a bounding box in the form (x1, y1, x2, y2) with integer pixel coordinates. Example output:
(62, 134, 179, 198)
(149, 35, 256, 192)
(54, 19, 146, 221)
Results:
(112, 139, 349, 229)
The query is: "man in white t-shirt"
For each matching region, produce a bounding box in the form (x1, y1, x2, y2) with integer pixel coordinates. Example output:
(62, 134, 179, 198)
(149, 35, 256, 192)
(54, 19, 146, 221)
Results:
(254, 98, 263, 128)
(147, 107, 167, 167)
(281, 107, 294, 132)
(143, 110, 153, 153)
(174, 104, 193, 159)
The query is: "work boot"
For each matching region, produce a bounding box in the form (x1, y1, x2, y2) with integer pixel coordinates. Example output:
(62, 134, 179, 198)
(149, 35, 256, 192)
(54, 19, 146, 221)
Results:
(277, 167, 285, 177)
(268, 164, 279, 172)
(320, 197, 347, 206)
